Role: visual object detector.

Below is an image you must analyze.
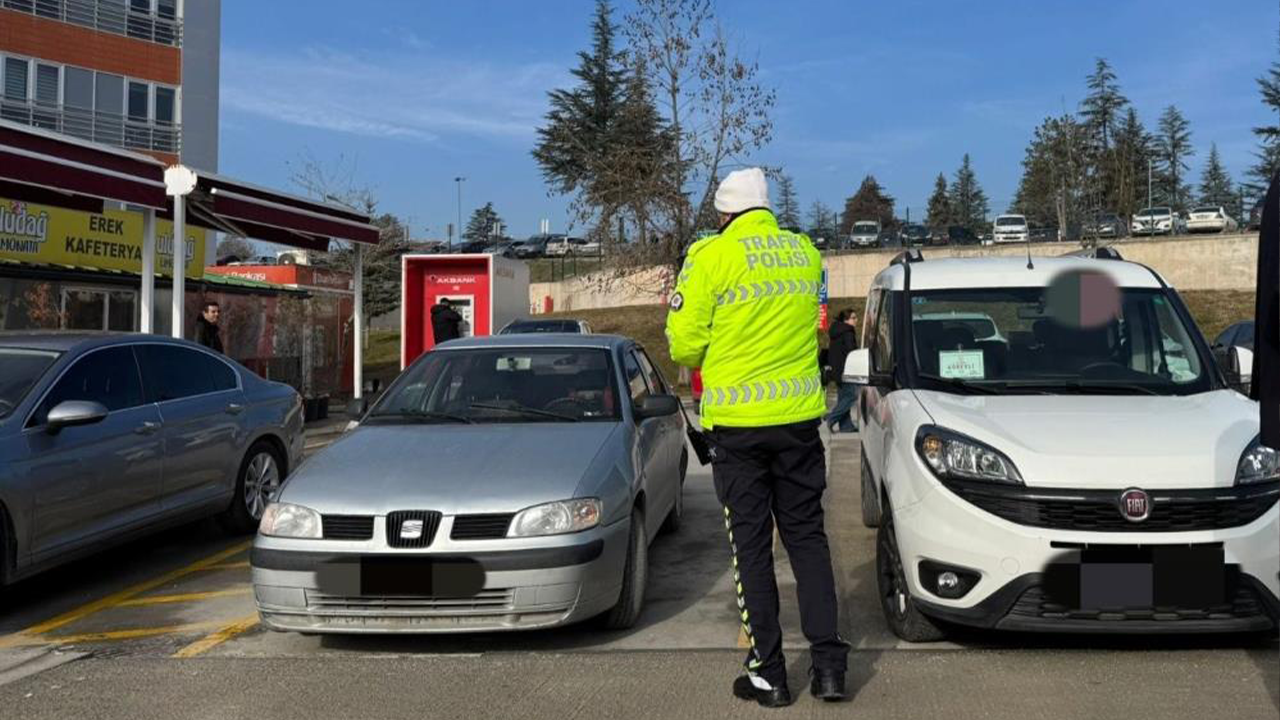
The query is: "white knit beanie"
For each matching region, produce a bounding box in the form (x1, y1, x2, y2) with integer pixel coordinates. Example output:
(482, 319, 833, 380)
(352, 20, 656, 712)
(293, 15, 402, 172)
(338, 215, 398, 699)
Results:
(714, 167, 770, 215)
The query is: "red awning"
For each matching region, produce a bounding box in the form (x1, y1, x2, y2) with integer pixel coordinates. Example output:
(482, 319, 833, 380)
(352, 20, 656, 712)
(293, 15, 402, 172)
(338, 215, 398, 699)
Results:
(0, 119, 167, 208)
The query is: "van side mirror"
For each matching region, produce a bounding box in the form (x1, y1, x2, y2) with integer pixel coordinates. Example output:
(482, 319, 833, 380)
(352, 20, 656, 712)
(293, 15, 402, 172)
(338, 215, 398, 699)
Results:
(45, 400, 109, 434)
(635, 394, 680, 421)
(843, 348, 892, 387)
(1230, 346, 1253, 393)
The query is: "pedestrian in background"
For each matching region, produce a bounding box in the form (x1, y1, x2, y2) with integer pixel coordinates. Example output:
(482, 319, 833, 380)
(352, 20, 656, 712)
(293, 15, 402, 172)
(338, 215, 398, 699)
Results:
(666, 167, 849, 707)
(824, 308, 860, 433)
(195, 301, 223, 353)
(431, 298, 463, 344)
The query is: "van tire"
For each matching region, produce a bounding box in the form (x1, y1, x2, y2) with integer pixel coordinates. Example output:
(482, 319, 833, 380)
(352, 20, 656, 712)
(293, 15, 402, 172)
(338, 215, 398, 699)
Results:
(860, 455, 880, 528)
(877, 506, 946, 643)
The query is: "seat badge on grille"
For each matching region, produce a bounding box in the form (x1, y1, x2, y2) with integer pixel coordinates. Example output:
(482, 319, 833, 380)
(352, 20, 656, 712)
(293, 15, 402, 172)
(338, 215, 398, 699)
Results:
(1118, 488, 1151, 523)
(400, 519, 425, 540)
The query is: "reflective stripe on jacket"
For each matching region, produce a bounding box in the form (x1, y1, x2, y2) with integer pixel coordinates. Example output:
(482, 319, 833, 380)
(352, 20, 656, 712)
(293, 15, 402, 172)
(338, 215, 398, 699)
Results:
(665, 208, 825, 429)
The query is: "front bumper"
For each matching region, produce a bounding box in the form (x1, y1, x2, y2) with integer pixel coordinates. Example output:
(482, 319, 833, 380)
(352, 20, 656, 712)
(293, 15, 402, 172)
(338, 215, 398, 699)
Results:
(893, 480, 1280, 634)
(250, 518, 629, 633)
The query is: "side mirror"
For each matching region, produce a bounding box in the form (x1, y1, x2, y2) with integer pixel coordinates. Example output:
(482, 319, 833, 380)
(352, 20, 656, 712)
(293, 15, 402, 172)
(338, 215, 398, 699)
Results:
(1231, 346, 1254, 393)
(45, 400, 108, 434)
(634, 394, 680, 421)
(844, 347, 892, 388)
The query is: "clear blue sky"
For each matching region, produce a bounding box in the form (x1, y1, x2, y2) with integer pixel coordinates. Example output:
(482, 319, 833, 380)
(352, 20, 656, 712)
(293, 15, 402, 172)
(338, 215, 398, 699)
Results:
(219, 0, 1279, 239)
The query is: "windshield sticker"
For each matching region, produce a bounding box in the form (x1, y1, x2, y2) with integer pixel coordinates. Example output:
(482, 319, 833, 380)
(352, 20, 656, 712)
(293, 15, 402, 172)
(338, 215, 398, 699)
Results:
(939, 350, 985, 379)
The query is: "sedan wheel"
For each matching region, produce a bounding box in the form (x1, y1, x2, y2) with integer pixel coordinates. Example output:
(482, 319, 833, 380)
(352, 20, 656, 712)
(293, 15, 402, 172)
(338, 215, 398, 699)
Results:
(219, 440, 285, 534)
(601, 508, 648, 630)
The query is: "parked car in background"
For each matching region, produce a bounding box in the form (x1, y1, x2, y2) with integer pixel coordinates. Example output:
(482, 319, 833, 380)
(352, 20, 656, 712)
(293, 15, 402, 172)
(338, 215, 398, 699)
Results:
(1083, 213, 1126, 240)
(946, 225, 980, 245)
(454, 240, 491, 254)
(806, 233, 831, 251)
(1131, 207, 1184, 236)
(0, 333, 304, 587)
(1248, 197, 1265, 231)
(901, 224, 929, 247)
(1028, 226, 1059, 243)
(1186, 206, 1239, 234)
(992, 214, 1030, 244)
(513, 235, 553, 259)
(482, 237, 515, 256)
(1214, 320, 1255, 351)
(850, 220, 882, 248)
(572, 237, 602, 256)
(927, 227, 949, 246)
(500, 318, 593, 334)
(543, 235, 574, 257)
(252, 335, 688, 633)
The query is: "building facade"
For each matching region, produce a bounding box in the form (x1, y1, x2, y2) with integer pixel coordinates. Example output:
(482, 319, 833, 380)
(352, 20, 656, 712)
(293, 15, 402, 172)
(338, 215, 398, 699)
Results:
(0, 0, 220, 171)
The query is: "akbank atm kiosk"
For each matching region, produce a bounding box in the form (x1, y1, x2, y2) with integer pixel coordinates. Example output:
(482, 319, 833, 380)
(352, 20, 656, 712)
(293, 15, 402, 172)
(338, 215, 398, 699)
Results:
(400, 253, 531, 368)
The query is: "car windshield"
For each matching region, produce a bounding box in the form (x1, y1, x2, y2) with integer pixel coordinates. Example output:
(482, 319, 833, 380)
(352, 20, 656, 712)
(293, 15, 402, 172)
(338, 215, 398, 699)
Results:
(0, 348, 61, 418)
(904, 225, 926, 236)
(910, 287, 1210, 395)
(502, 321, 581, 334)
(996, 217, 1026, 226)
(369, 347, 619, 423)
(1191, 207, 1220, 214)
(854, 223, 878, 234)
(1138, 207, 1171, 217)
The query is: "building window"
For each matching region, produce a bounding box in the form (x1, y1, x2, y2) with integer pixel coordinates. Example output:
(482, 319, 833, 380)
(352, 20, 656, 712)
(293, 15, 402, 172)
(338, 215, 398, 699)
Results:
(94, 71, 123, 146)
(1, 57, 29, 124)
(33, 63, 59, 130)
(5, 0, 181, 47)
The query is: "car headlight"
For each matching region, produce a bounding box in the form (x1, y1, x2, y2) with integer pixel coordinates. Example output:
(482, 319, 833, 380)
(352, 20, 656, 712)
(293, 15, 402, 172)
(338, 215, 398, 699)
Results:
(916, 426, 1023, 484)
(1236, 438, 1279, 486)
(509, 498, 602, 537)
(259, 502, 322, 538)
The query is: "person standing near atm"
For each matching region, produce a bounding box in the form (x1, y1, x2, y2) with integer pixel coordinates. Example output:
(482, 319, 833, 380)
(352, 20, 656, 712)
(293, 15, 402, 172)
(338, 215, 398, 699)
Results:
(430, 298, 463, 344)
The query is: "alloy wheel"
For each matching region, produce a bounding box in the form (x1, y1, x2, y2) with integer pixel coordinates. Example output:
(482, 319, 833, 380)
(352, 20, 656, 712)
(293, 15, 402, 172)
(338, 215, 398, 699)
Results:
(243, 451, 281, 520)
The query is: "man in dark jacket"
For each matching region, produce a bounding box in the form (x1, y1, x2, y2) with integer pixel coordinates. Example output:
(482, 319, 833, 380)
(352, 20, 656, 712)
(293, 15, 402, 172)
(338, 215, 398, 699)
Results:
(1253, 171, 1278, 449)
(431, 299, 463, 344)
(823, 308, 859, 433)
(195, 301, 223, 353)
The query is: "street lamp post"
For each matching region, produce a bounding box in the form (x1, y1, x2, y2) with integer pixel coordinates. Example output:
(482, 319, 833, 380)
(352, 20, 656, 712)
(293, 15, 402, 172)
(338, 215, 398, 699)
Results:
(454, 176, 465, 251)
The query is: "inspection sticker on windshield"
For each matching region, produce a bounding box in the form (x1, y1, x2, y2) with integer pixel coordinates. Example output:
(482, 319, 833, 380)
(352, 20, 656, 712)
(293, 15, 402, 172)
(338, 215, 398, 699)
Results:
(939, 350, 985, 379)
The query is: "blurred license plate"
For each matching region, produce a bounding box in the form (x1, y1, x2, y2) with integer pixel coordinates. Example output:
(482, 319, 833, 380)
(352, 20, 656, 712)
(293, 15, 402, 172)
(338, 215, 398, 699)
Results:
(317, 558, 484, 597)
(1045, 546, 1226, 610)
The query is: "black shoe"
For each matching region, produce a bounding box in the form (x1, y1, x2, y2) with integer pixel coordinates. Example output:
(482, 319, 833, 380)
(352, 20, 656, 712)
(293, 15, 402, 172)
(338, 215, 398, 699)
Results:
(733, 675, 793, 708)
(809, 668, 848, 702)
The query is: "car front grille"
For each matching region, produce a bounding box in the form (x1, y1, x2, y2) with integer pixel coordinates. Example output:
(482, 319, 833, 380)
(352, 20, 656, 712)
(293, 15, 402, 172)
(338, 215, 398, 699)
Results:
(386, 510, 442, 548)
(451, 513, 515, 540)
(306, 588, 515, 612)
(1008, 583, 1267, 623)
(322, 515, 375, 540)
(943, 480, 1279, 532)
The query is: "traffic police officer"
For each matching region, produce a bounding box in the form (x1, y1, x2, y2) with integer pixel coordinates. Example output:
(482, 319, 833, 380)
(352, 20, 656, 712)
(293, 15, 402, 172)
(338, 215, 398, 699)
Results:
(666, 168, 849, 707)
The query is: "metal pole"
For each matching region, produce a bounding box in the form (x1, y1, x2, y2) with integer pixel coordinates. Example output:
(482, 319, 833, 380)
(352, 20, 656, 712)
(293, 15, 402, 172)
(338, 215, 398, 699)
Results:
(141, 207, 155, 333)
(454, 176, 465, 251)
(170, 193, 186, 338)
(1147, 158, 1153, 210)
(353, 242, 364, 400)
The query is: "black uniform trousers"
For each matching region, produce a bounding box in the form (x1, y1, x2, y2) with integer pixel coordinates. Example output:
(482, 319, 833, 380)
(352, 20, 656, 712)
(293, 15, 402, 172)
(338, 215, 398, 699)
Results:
(709, 419, 849, 688)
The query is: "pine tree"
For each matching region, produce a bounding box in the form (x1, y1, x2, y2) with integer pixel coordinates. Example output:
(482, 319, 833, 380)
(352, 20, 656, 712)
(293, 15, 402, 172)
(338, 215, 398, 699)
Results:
(532, 0, 627, 197)
(1080, 58, 1126, 152)
(948, 154, 990, 234)
(839, 175, 897, 235)
(1249, 37, 1280, 191)
(775, 174, 801, 230)
(1114, 107, 1152, 217)
(1155, 106, 1194, 211)
(925, 173, 951, 228)
(610, 54, 676, 244)
(463, 202, 504, 243)
(1198, 143, 1235, 209)
(1014, 114, 1091, 234)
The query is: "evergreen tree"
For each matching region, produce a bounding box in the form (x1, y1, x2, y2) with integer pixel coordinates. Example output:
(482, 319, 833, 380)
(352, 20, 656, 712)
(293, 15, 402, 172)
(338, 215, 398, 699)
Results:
(1080, 58, 1126, 153)
(839, 175, 897, 234)
(1249, 37, 1280, 191)
(1114, 107, 1152, 217)
(1013, 114, 1090, 233)
(463, 202, 504, 242)
(215, 236, 255, 262)
(532, 0, 627, 198)
(1155, 105, 1194, 211)
(775, 173, 801, 230)
(610, 54, 677, 244)
(1198, 143, 1236, 209)
(948, 154, 990, 234)
(806, 200, 837, 241)
(925, 173, 951, 228)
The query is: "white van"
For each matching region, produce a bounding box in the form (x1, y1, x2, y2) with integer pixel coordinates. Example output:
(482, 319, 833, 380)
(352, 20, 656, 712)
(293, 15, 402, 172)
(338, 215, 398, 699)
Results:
(992, 214, 1029, 244)
(845, 248, 1276, 641)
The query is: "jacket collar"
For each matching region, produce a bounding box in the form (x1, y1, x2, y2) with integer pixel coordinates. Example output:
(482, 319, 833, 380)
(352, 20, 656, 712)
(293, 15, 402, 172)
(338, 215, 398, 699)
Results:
(718, 207, 774, 233)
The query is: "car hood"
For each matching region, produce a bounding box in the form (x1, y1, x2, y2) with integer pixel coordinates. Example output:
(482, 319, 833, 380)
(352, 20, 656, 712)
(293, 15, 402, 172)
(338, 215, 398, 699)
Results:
(280, 422, 619, 515)
(913, 390, 1257, 489)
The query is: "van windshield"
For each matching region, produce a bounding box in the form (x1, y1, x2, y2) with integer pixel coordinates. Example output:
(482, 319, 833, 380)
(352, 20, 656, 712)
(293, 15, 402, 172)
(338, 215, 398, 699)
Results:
(908, 288, 1211, 396)
(996, 217, 1026, 226)
(854, 223, 879, 234)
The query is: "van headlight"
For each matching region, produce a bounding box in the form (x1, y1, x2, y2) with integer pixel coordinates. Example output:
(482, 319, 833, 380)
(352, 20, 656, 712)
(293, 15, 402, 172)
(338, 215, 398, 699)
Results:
(916, 426, 1023, 485)
(1236, 438, 1279, 486)
(509, 498, 602, 537)
(259, 502, 322, 538)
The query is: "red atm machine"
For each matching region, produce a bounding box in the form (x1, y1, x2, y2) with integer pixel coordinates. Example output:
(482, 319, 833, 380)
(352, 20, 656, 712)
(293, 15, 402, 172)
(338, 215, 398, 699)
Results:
(400, 253, 531, 367)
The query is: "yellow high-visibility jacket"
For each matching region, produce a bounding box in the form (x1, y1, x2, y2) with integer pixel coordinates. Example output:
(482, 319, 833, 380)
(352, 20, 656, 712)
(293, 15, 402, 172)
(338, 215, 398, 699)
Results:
(665, 209, 825, 429)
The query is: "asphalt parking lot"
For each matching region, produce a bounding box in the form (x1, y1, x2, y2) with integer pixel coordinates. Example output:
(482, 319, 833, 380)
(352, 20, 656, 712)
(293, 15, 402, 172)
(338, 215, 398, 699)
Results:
(0, 419, 1275, 719)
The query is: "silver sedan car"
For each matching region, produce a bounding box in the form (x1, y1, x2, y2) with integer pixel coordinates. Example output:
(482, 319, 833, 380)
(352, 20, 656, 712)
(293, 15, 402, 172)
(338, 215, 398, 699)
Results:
(252, 334, 688, 633)
(0, 332, 304, 587)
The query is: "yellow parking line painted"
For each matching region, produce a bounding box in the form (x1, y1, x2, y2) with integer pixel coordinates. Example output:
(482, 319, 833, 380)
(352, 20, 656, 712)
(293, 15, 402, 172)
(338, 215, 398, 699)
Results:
(3, 621, 230, 648)
(200, 561, 251, 571)
(0, 540, 252, 649)
(118, 587, 252, 607)
(172, 614, 260, 658)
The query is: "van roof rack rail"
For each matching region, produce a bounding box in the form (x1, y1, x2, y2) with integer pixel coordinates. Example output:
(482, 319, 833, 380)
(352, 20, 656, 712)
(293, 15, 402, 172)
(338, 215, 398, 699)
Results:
(1060, 246, 1123, 261)
(891, 249, 924, 266)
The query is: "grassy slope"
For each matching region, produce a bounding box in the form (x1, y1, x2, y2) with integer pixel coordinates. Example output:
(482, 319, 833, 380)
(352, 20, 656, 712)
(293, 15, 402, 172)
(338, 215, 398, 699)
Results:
(363, 289, 1252, 389)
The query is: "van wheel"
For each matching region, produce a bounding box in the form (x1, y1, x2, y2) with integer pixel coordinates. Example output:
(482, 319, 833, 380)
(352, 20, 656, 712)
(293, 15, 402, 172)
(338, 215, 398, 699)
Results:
(219, 441, 284, 535)
(602, 508, 648, 630)
(860, 455, 880, 528)
(877, 507, 945, 642)
(661, 450, 688, 535)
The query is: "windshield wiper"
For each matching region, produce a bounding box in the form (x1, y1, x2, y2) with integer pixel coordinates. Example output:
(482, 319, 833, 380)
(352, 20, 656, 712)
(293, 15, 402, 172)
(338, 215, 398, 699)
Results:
(916, 373, 1007, 395)
(368, 408, 475, 424)
(468, 402, 580, 422)
(1002, 380, 1162, 396)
